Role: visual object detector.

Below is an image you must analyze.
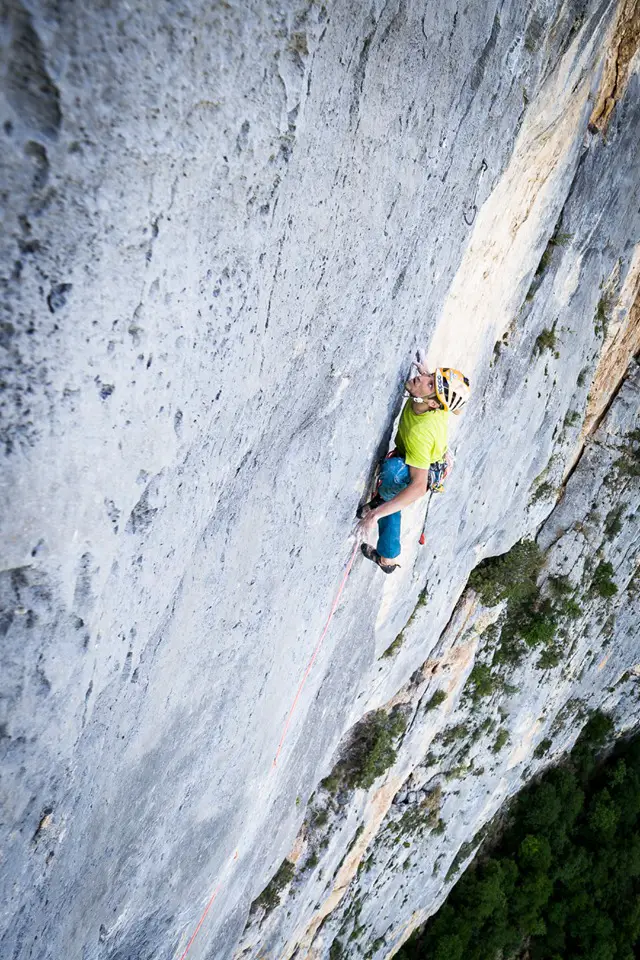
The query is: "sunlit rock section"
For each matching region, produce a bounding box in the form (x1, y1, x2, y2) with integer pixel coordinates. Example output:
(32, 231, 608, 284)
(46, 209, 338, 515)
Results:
(1, 1, 639, 960)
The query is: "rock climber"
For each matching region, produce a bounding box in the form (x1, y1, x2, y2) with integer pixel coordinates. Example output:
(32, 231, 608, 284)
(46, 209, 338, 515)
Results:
(357, 364, 470, 573)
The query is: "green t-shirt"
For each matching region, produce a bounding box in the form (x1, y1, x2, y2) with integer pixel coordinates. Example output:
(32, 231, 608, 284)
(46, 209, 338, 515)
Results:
(394, 402, 448, 469)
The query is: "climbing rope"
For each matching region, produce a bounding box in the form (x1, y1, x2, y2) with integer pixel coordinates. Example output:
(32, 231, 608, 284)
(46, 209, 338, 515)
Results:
(273, 540, 360, 766)
(177, 884, 223, 960)
(174, 538, 360, 959)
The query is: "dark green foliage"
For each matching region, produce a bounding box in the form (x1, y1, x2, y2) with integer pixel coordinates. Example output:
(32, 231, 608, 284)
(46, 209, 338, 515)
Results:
(530, 480, 555, 504)
(614, 438, 640, 477)
(604, 505, 625, 539)
(399, 786, 442, 835)
(445, 827, 489, 882)
(535, 326, 557, 355)
(442, 724, 469, 746)
(310, 807, 329, 828)
(534, 738, 553, 759)
(469, 540, 543, 606)
(324, 709, 407, 793)
(470, 542, 585, 668)
(492, 728, 509, 753)
(590, 561, 618, 598)
(466, 663, 497, 701)
(537, 645, 562, 669)
(535, 246, 553, 279)
(329, 939, 344, 960)
(550, 232, 573, 247)
(396, 714, 640, 960)
(548, 577, 582, 620)
(381, 632, 404, 658)
(563, 409, 581, 428)
(425, 689, 447, 711)
(595, 294, 613, 338)
(548, 574, 572, 597)
(253, 858, 295, 912)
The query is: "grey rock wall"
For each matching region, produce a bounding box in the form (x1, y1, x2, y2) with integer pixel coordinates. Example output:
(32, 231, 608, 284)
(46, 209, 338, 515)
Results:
(1, 1, 639, 959)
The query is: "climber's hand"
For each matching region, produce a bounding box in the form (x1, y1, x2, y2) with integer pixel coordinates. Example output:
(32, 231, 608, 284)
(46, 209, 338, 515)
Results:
(356, 509, 378, 540)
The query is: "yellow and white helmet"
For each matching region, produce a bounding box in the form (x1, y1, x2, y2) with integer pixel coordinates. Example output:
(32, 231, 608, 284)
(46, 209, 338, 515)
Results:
(434, 368, 470, 415)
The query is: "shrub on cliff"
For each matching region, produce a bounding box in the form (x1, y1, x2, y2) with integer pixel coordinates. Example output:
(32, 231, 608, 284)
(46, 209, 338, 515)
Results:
(469, 540, 543, 606)
(322, 709, 408, 794)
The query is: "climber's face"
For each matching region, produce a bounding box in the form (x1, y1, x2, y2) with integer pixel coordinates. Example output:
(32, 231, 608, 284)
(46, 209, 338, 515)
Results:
(406, 371, 437, 401)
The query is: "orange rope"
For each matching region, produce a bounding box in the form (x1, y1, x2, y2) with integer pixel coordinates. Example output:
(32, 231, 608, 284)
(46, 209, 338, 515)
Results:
(273, 540, 360, 767)
(175, 538, 360, 958)
(177, 883, 222, 960)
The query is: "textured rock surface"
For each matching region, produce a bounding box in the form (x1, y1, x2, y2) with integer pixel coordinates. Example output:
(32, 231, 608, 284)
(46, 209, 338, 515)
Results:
(1, 1, 639, 959)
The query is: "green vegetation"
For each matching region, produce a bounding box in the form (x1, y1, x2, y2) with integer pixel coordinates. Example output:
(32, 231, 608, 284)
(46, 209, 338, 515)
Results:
(492, 728, 509, 753)
(547, 574, 571, 597)
(563, 409, 581, 428)
(380, 587, 430, 661)
(550, 232, 573, 247)
(309, 806, 329, 829)
(441, 724, 469, 746)
(398, 786, 443, 836)
(322, 709, 407, 793)
(594, 293, 613, 338)
(445, 828, 489, 882)
(529, 480, 555, 504)
(395, 713, 640, 960)
(329, 938, 344, 960)
(604, 504, 625, 539)
(537, 645, 562, 670)
(381, 632, 404, 658)
(535, 246, 553, 278)
(469, 540, 543, 606)
(534, 326, 557, 356)
(252, 858, 295, 913)
(469, 541, 583, 669)
(466, 663, 499, 701)
(425, 689, 447, 711)
(526, 232, 573, 302)
(614, 433, 640, 477)
(534, 738, 552, 759)
(590, 561, 618, 598)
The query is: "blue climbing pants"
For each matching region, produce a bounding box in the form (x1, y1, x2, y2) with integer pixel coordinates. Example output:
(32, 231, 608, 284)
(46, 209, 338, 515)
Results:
(376, 457, 411, 560)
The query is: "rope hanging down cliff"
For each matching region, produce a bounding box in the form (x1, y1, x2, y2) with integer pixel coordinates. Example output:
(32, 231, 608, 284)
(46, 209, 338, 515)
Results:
(175, 358, 470, 958)
(176, 539, 360, 959)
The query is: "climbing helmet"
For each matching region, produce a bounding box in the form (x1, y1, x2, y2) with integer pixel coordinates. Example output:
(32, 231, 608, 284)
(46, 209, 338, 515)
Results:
(434, 368, 470, 415)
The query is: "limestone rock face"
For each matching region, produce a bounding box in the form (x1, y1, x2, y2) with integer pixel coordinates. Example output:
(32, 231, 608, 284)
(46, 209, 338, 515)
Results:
(1, 2, 639, 959)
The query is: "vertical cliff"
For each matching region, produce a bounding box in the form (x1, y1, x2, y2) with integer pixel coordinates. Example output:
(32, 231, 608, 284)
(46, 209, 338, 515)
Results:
(1, 1, 639, 959)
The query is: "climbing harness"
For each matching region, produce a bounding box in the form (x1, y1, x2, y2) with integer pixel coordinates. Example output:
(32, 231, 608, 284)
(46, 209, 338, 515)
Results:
(418, 453, 451, 545)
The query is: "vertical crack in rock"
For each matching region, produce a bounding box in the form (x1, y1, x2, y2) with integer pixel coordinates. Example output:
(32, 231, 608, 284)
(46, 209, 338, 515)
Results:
(589, 0, 640, 133)
(4, 1, 62, 139)
(581, 247, 640, 435)
(426, 8, 605, 371)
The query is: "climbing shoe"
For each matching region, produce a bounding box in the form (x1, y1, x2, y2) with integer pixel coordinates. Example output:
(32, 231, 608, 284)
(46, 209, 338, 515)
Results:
(360, 543, 400, 574)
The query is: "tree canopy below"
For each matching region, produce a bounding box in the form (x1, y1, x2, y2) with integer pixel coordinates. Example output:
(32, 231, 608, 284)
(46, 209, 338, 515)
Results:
(396, 713, 640, 960)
